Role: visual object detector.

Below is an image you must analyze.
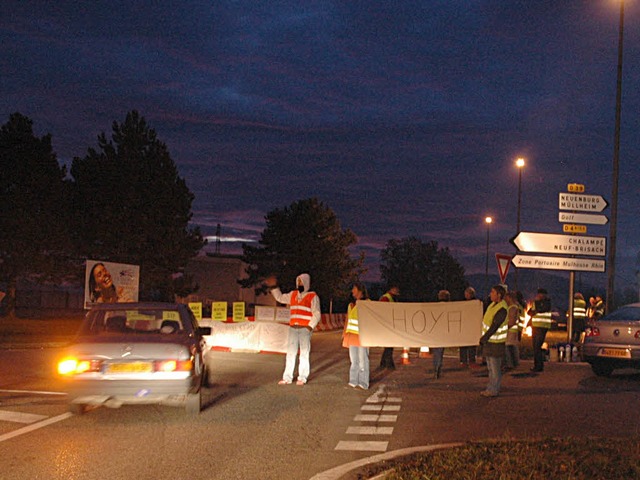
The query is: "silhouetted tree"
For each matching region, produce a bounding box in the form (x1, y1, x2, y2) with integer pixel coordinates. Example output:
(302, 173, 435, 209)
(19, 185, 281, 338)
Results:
(70, 111, 204, 300)
(240, 198, 365, 310)
(380, 236, 468, 302)
(0, 113, 68, 314)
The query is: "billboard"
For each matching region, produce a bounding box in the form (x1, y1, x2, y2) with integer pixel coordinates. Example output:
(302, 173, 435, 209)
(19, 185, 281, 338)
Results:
(84, 260, 140, 309)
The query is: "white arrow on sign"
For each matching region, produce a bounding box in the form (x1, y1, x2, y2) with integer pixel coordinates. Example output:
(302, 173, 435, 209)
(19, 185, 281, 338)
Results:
(558, 193, 608, 212)
(512, 255, 605, 273)
(558, 212, 608, 225)
(511, 231, 606, 257)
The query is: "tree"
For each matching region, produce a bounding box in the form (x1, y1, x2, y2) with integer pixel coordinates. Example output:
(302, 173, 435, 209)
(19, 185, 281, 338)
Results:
(0, 113, 68, 314)
(240, 198, 365, 310)
(69, 111, 204, 300)
(380, 236, 468, 302)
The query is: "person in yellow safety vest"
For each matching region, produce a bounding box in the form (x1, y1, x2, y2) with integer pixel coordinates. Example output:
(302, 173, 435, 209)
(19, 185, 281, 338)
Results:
(478, 285, 508, 397)
(343, 282, 370, 390)
(527, 288, 552, 372)
(587, 295, 605, 324)
(265, 273, 321, 385)
(378, 285, 399, 370)
(572, 292, 588, 343)
(504, 291, 521, 370)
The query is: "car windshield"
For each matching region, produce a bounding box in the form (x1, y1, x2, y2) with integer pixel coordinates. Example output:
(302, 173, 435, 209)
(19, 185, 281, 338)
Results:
(599, 306, 640, 322)
(81, 308, 185, 336)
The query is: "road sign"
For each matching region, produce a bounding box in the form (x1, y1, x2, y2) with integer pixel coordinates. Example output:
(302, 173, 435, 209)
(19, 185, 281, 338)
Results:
(558, 193, 608, 212)
(567, 183, 585, 193)
(511, 231, 606, 256)
(562, 224, 587, 234)
(495, 254, 512, 284)
(512, 255, 606, 273)
(558, 212, 608, 225)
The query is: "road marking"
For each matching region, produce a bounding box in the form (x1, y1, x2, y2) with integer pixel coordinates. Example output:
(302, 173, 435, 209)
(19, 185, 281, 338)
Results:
(366, 396, 401, 403)
(0, 413, 73, 443)
(0, 410, 48, 424)
(346, 426, 393, 435)
(361, 404, 401, 412)
(0, 389, 67, 396)
(335, 440, 389, 452)
(354, 414, 398, 422)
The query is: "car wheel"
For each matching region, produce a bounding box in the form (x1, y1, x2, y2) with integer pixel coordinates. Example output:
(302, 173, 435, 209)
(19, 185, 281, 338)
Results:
(69, 403, 86, 415)
(185, 391, 201, 415)
(591, 360, 614, 377)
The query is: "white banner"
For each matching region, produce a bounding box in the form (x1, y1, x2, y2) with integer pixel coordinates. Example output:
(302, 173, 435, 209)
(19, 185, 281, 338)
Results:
(203, 321, 290, 353)
(357, 299, 483, 348)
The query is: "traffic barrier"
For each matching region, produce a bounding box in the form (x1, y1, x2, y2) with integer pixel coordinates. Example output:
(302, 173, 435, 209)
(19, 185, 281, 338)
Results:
(314, 313, 346, 332)
(418, 347, 431, 358)
(401, 347, 411, 365)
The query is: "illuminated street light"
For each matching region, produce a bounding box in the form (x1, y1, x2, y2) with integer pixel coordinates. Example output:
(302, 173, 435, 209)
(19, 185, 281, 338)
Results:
(485, 216, 493, 294)
(607, 0, 624, 313)
(515, 158, 525, 290)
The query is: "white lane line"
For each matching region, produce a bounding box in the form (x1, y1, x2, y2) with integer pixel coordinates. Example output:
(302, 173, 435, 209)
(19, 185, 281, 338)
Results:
(354, 414, 397, 422)
(335, 441, 389, 452)
(361, 404, 401, 412)
(0, 413, 73, 443)
(0, 389, 67, 396)
(0, 410, 48, 424)
(346, 426, 394, 435)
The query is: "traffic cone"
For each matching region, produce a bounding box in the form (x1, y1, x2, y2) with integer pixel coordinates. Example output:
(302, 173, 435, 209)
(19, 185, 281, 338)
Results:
(401, 347, 411, 365)
(419, 346, 431, 358)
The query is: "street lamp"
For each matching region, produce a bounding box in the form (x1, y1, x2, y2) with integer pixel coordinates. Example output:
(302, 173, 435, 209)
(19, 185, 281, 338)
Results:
(515, 158, 525, 290)
(607, 0, 625, 313)
(485, 216, 493, 293)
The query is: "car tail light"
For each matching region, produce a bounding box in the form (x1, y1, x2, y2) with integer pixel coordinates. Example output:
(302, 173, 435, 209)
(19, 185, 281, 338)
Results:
(58, 358, 102, 375)
(154, 360, 193, 372)
(584, 327, 600, 337)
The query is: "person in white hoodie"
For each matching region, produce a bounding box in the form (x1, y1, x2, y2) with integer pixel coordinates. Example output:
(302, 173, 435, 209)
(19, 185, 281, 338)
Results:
(264, 273, 321, 385)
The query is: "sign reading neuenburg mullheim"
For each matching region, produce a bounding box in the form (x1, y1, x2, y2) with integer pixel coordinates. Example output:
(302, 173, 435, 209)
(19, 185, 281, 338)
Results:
(558, 192, 608, 213)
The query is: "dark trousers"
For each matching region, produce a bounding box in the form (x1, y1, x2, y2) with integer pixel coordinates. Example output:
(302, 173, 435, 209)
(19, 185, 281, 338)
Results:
(572, 318, 586, 343)
(380, 347, 395, 368)
(459, 346, 476, 364)
(531, 326, 548, 371)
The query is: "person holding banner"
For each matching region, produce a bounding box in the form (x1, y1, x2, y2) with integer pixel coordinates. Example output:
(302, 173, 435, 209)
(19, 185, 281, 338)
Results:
(343, 282, 370, 390)
(478, 285, 508, 397)
(378, 285, 399, 370)
(430, 290, 450, 379)
(265, 273, 321, 386)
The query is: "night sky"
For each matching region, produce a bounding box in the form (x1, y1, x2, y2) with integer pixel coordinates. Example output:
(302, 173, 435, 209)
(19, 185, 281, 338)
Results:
(2, 1, 639, 290)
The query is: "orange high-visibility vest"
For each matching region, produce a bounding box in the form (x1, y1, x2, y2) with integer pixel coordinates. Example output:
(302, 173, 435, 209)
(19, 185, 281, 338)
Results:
(290, 291, 317, 327)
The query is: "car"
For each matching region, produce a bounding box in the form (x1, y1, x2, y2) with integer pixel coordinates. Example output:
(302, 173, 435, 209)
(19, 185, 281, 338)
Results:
(581, 302, 640, 377)
(57, 302, 210, 414)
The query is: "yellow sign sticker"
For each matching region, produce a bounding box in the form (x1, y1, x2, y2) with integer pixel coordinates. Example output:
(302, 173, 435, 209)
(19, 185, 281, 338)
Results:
(232, 302, 246, 322)
(567, 183, 585, 193)
(563, 224, 587, 234)
(162, 311, 180, 321)
(212, 302, 228, 321)
(188, 302, 202, 321)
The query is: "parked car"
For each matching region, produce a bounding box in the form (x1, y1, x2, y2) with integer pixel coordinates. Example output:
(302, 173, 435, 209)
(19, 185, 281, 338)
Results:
(581, 302, 640, 376)
(57, 302, 210, 414)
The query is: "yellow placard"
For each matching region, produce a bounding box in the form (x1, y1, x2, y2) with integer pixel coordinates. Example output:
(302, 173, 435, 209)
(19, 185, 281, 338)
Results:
(162, 311, 180, 321)
(563, 224, 587, 234)
(232, 302, 246, 322)
(212, 302, 228, 321)
(188, 302, 202, 321)
(567, 183, 585, 193)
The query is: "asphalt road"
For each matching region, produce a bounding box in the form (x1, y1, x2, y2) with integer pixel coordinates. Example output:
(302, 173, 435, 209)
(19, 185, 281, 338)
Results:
(1, 331, 639, 480)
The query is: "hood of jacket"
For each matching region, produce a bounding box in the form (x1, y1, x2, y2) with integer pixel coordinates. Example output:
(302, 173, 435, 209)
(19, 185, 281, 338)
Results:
(296, 273, 311, 293)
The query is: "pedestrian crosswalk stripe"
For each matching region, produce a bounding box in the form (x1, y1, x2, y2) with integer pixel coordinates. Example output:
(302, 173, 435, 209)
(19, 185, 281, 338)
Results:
(0, 410, 48, 424)
(346, 426, 393, 435)
(361, 404, 401, 412)
(354, 414, 397, 422)
(366, 396, 402, 403)
(335, 440, 389, 452)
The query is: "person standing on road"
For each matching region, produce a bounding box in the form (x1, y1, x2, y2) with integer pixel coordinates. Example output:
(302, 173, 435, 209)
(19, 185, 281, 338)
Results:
(571, 292, 587, 343)
(527, 288, 552, 373)
(478, 285, 508, 397)
(430, 289, 449, 379)
(343, 282, 370, 390)
(504, 291, 521, 370)
(265, 273, 321, 385)
(459, 286, 478, 367)
(378, 285, 399, 370)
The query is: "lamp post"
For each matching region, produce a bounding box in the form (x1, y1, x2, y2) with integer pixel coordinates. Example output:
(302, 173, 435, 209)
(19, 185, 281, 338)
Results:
(485, 216, 493, 294)
(607, 0, 625, 314)
(515, 158, 525, 290)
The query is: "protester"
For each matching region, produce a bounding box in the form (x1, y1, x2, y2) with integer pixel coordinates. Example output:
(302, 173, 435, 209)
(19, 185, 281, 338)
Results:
(527, 288, 552, 373)
(459, 286, 478, 367)
(587, 295, 605, 324)
(572, 292, 587, 342)
(378, 284, 399, 370)
(265, 273, 321, 385)
(430, 289, 449, 379)
(479, 285, 508, 397)
(343, 282, 370, 390)
(504, 291, 521, 370)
